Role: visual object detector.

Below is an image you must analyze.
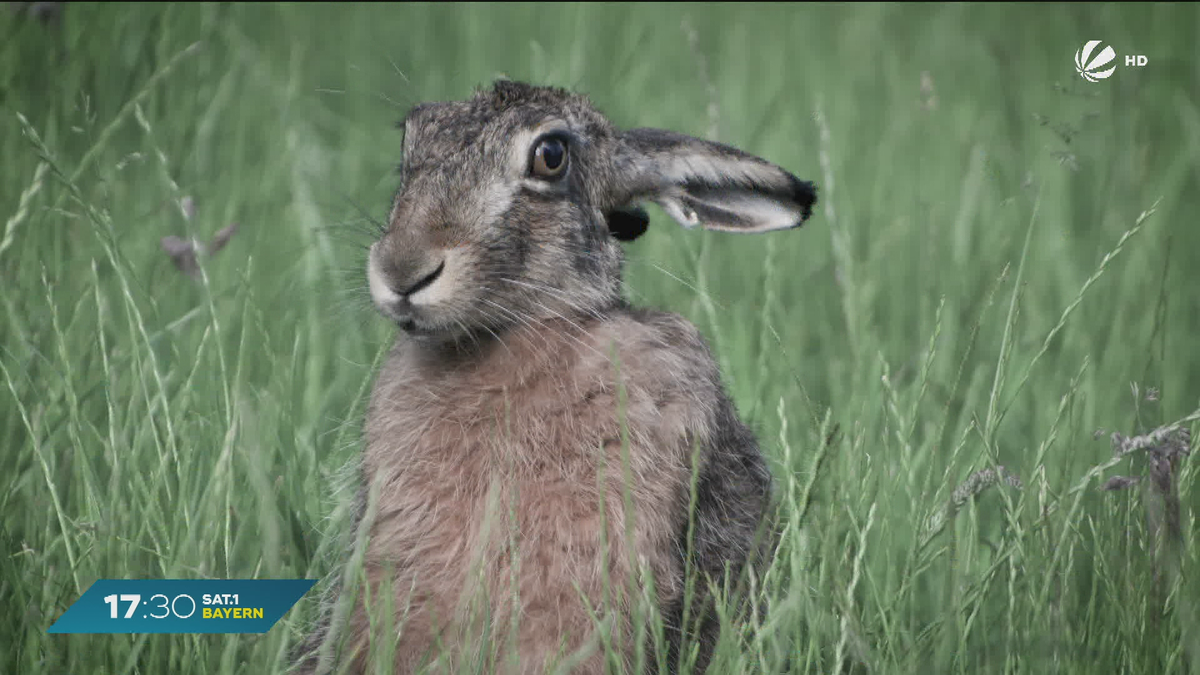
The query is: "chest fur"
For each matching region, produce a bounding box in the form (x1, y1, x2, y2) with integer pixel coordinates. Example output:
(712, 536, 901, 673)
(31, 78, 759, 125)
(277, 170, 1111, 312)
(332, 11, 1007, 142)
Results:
(360, 321, 712, 623)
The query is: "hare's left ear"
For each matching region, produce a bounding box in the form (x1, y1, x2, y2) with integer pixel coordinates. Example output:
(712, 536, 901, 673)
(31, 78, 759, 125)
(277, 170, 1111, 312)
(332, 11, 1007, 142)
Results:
(604, 205, 650, 241)
(613, 128, 817, 233)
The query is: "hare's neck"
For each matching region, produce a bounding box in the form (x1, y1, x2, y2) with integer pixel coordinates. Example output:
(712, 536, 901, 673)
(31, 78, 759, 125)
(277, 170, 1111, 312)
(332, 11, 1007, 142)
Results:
(404, 312, 603, 375)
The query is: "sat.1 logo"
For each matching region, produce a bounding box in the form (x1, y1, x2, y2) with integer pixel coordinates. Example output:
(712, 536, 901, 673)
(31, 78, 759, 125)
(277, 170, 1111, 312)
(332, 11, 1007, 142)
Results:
(1075, 40, 1148, 82)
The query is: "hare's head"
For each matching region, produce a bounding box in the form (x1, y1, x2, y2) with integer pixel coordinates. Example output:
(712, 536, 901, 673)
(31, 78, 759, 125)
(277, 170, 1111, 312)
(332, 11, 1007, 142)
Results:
(368, 80, 817, 343)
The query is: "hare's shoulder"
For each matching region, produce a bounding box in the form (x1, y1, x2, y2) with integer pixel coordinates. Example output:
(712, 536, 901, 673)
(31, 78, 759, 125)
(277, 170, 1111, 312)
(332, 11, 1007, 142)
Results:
(595, 306, 721, 386)
(581, 307, 725, 439)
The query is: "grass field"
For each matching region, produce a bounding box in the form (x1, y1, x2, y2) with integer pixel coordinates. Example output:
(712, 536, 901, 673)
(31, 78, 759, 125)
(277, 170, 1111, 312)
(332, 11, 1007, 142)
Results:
(2, 3, 1199, 673)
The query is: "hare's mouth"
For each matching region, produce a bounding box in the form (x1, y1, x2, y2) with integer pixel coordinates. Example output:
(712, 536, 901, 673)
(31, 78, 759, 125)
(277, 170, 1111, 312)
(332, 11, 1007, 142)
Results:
(388, 304, 457, 338)
(382, 304, 441, 335)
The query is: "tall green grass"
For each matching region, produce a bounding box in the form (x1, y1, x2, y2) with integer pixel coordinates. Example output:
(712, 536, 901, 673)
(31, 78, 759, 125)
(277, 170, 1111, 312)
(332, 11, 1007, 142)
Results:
(2, 3, 1198, 673)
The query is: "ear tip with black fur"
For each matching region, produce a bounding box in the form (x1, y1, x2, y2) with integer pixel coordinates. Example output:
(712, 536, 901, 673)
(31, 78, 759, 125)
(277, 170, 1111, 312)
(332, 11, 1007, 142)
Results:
(791, 178, 818, 223)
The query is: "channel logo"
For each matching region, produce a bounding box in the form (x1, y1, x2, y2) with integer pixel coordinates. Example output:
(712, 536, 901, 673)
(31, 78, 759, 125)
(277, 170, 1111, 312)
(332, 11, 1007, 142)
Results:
(1075, 40, 1149, 83)
(46, 579, 316, 634)
(1075, 40, 1116, 82)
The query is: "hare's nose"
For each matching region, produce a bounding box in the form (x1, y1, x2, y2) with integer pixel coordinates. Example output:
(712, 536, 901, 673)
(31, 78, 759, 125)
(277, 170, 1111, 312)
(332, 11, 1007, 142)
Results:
(395, 260, 445, 297)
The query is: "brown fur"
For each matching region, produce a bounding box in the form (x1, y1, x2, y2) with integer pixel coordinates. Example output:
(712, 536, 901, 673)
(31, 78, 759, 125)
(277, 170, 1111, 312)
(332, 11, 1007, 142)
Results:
(345, 311, 721, 673)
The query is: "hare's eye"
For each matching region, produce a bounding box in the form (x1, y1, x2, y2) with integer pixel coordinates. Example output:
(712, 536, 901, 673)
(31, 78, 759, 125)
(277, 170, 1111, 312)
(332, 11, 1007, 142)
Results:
(531, 136, 568, 179)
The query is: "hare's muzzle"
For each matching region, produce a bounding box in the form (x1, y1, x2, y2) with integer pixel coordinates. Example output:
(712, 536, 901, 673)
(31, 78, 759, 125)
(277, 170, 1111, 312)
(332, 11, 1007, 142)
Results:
(396, 260, 445, 297)
(367, 242, 449, 329)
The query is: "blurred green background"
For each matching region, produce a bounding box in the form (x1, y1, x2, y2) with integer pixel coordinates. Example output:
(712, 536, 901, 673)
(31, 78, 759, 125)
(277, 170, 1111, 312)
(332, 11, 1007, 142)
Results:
(2, 3, 1198, 673)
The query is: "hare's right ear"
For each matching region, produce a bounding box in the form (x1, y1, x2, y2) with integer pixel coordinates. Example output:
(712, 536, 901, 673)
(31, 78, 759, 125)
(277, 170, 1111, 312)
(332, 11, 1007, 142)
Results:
(613, 128, 817, 234)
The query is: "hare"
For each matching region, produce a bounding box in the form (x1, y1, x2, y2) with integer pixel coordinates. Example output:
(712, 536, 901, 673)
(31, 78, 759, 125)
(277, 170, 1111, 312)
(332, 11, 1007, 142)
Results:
(292, 80, 817, 675)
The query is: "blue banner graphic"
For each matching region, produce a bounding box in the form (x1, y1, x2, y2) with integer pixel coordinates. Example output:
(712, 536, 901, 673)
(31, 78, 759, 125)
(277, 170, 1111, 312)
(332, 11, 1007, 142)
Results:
(47, 579, 317, 634)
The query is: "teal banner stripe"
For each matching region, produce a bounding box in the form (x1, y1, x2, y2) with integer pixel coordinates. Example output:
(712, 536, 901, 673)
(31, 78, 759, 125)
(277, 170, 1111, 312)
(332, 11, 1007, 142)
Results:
(47, 579, 317, 634)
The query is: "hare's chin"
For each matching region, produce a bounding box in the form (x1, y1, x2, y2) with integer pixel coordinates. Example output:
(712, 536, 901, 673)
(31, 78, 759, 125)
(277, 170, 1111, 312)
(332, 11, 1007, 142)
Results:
(398, 316, 467, 343)
(397, 317, 434, 335)
(377, 302, 442, 334)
